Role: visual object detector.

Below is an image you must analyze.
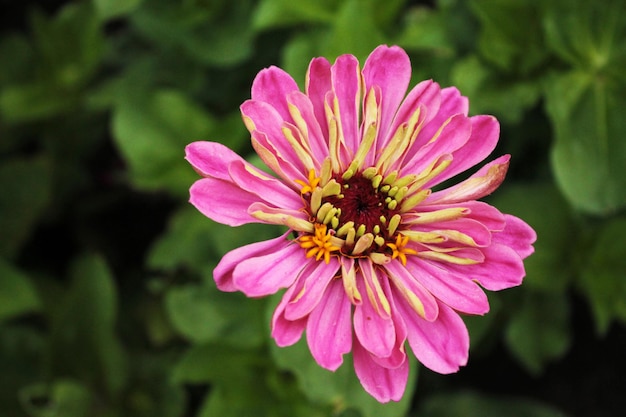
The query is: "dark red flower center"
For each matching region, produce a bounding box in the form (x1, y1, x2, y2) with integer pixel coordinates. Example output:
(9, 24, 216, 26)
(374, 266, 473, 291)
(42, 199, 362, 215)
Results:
(325, 173, 398, 239)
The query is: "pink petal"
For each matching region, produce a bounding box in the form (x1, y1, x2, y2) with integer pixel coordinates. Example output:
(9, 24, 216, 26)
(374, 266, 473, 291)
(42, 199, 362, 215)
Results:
(189, 177, 259, 226)
(185, 141, 242, 180)
(251, 130, 306, 186)
(430, 115, 501, 186)
(401, 113, 472, 176)
(427, 155, 511, 204)
(396, 296, 469, 374)
(402, 257, 489, 315)
(213, 232, 293, 291)
(369, 275, 408, 370)
(492, 214, 536, 259)
(305, 57, 332, 140)
(362, 45, 411, 141)
(232, 240, 307, 297)
(385, 260, 439, 321)
(228, 160, 302, 211)
(354, 273, 396, 358)
(306, 279, 352, 371)
(382, 80, 441, 152)
(331, 54, 361, 152)
(247, 202, 311, 231)
(353, 338, 409, 403)
(284, 257, 341, 320)
(449, 242, 527, 291)
(272, 284, 307, 346)
(241, 100, 306, 175)
(418, 87, 469, 143)
(251, 66, 300, 122)
(286, 91, 329, 164)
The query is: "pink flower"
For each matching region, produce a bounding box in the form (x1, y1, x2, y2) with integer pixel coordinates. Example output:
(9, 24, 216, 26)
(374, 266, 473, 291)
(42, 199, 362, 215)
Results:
(186, 45, 536, 402)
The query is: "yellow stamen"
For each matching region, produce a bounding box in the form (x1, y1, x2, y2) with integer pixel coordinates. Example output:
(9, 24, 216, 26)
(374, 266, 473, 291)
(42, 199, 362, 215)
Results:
(336, 221, 355, 237)
(387, 214, 402, 236)
(386, 234, 418, 266)
(321, 179, 342, 197)
(362, 166, 378, 179)
(352, 233, 374, 255)
(295, 168, 321, 194)
(400, 189, 431, 212)
(298, 223, 341, 264)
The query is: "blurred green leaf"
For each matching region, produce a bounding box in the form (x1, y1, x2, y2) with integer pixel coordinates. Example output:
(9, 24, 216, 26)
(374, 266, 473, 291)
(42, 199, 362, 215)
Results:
(94, 0, 144, 21)
(172, 343, 260, 384)
(451, 56, 541, 123)
(212, 222, 284, 258)
(463, 292, 501, 351)
(0, 155, 52, 259)
(545, 69, 626, 215)
(0, 259, 41, 321)
(578, 217, 626, 334)
(253, 0, 336, 30)
(470, 0, 547, 74)
(132, 0, 255, 67)
(112, 88, 218, 197)
(148, 205, 281, 274)
(543, 0, 626, 76)
(0, 3, 103, 123)
(0, 34, 34, 86)
(0, 325, 45, 417)
(543, 0, 626, 214)
(270, 323, 417, 417)
(0, 83, 77, 122)
(413, 390, 568, 417)
(48, 254, 127, 399)
(147, 205, 218, 273)
(323, 0, 386, 61)
(395, 6, 453, 54)
(371, 0, 406, 29)
(174, 344, 273, 416)
(505, 290, 570, 375)
(165, 282, 266, 348)
(29, 3, 103, 87)
(123, 352, 186, 417)
(282, 30, 327, 86)
(489, 183, 574, 291)
(20, 379, 93, 417)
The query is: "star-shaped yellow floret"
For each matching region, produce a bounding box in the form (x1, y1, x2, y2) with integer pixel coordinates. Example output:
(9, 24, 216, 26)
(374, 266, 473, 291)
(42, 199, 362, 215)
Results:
(386, 233, 418, 266)
(299, 223, 341, 264)
(295, 168, 321, 194)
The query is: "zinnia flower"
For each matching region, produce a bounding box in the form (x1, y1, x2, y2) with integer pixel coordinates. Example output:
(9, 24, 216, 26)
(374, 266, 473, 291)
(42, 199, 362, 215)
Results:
(186, 45, 536, 402)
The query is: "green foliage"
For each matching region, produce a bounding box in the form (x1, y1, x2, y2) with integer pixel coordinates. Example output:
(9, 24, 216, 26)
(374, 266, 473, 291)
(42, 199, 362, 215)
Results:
(413, 390, 567, 417)
(0, 2, 103, 123)
(47, 254, 127, 398)
(0, 156, 52, 259)
(112, 88, 219, 198)
(505, 290, 571, 375)
(0, 260, 41, 321)
(578, 217, 626, 334)
(2, 0, 626, 415)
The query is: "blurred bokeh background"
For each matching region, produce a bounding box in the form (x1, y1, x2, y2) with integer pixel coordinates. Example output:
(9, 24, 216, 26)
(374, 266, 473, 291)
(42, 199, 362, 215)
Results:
(1, 0, 625, 416)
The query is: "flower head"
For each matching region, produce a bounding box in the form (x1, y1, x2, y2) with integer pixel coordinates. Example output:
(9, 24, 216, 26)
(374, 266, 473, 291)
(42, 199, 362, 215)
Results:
(186, 45, 536, 402)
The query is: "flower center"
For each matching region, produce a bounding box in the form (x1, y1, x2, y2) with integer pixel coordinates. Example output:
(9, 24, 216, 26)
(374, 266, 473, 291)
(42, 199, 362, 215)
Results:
(296, 165, 426, 263)
(325, 173, 398, 239)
